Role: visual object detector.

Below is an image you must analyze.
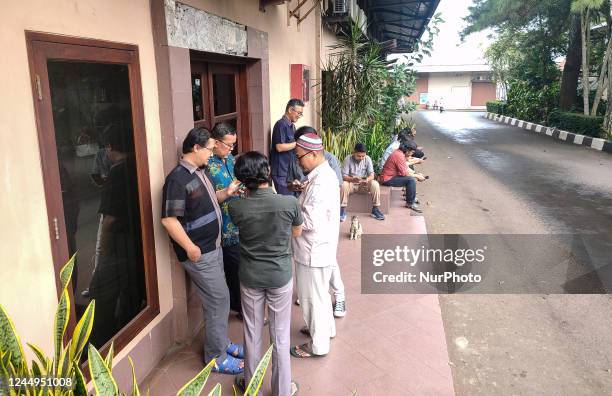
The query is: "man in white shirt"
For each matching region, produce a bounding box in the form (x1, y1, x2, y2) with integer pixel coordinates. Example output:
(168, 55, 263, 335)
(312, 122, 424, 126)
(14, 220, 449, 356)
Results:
(290, 132, 339, 358)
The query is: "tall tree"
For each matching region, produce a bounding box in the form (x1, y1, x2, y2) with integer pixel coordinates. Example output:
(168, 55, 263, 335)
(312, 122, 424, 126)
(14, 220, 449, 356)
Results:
(463, 0, 576, 102)
(572, 0, 604, 115)
(560, 14, 583, 110)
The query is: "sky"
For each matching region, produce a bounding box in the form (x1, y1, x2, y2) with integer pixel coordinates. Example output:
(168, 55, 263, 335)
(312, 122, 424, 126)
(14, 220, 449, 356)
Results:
(391, 0, 493, 66)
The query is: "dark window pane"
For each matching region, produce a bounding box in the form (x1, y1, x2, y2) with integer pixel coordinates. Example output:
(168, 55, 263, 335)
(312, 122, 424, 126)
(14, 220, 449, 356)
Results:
(48, 61, 147, 350)
(213, 74, 236, 115)
(192, 74, 204, 121)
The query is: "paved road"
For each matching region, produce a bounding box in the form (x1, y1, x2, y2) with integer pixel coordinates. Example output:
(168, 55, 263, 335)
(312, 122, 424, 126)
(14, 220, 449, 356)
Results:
(411, 111, 612, 395)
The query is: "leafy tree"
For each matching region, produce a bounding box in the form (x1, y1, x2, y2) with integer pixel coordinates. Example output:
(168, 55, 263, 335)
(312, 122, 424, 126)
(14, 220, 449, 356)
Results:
(462, 0, 575, 104)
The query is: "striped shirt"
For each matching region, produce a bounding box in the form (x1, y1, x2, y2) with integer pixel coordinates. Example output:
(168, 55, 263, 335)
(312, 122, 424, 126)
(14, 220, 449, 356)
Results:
(162, 159, 222, 261)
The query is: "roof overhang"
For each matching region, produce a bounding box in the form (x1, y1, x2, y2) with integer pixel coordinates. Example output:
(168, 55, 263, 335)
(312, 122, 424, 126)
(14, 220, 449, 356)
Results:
(361, 0, 441, 53)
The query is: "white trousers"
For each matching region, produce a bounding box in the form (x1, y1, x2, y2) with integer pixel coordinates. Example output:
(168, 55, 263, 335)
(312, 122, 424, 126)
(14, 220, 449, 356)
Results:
(295, 264, 336, 355)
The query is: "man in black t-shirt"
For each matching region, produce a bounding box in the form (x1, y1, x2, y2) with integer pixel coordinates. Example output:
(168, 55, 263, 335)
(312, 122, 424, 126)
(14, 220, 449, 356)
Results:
(161, 127, 245, 375)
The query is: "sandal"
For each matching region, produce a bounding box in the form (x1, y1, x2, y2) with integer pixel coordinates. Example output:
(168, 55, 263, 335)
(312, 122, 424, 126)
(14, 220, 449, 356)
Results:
(291, 381, 299, 396)
(212, 354, 244, 374)
(226, 342, 244, 359)
(290, 343, 325, 358)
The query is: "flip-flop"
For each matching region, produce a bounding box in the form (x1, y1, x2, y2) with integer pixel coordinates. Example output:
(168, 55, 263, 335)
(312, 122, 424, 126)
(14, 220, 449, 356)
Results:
(291, 381, 299, 396)
(226, 342, 244, 359)
(212, 354, 244, 374)
(290, 343, 325, 358)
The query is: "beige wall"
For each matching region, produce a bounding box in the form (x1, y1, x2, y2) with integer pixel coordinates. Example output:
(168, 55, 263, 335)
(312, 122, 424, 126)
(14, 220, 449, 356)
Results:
(182, 0, 324, 130)
(427, 73, 474, 109)
(0, 0, 172, 362)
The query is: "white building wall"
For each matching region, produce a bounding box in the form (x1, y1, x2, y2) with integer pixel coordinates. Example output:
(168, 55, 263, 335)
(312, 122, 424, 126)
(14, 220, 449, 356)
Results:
(426, 73, 474, 109)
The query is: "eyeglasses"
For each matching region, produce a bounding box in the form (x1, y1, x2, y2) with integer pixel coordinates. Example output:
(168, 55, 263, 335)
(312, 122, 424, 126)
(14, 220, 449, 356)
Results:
(215, 139, 236, 149)
(291, 107, 304, 118)
(296, 151, 313, 161)
(198, 144, 215, 153)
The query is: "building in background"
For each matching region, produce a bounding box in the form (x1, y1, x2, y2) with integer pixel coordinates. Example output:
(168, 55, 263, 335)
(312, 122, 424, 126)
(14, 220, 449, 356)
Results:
(408, 63, 498, 110)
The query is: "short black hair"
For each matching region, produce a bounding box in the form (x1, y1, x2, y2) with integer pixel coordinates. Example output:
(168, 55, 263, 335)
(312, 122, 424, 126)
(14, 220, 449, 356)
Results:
(354, 143, 367, 153)
(398, 128, 411, 143)
(234, 151, 272, 190)
(211, 122, 237, 139)
(104, 124, 133, 153)
(295, 126, 318, 141)
(182, 127, 211, 154)
(286, 98, 305, 112)
(399, 140, 417, 153)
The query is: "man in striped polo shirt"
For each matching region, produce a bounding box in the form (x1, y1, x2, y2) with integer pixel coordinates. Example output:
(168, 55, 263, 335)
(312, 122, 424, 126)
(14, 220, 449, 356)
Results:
(161, 127, 245, 375)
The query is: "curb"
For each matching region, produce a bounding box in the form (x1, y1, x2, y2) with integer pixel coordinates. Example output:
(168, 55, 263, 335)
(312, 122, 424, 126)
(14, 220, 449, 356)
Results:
(484, 112, 612, 153)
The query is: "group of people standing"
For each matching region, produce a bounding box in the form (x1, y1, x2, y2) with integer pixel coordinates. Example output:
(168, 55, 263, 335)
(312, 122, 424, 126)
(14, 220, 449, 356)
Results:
(161, 99, 348, 396)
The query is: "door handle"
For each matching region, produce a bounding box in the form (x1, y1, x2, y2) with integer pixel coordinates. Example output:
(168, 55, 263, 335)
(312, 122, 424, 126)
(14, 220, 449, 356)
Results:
(52, 217, 60, 240)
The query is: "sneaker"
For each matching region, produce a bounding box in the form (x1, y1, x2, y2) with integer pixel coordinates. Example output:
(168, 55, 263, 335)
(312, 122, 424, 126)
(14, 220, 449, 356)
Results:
(371, 206, 385, 220)
(333, 300, 346, 317)
(406, 203, 422, 213)
(340, 207, 347, 222)
(415, 197, 420, 204)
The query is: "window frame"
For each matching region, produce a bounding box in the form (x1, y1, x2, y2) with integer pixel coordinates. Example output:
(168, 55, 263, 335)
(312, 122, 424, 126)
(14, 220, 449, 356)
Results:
(25, 31, 160, 355)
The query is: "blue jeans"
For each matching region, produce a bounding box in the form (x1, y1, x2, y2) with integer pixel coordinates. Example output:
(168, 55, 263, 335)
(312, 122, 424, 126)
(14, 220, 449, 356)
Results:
(382, 176, 417, 204)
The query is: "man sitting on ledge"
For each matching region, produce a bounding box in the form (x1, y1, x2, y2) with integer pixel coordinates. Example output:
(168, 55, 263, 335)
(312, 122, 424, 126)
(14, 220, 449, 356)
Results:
(340, 143, 385, 221)
(380, 140, 425, 213)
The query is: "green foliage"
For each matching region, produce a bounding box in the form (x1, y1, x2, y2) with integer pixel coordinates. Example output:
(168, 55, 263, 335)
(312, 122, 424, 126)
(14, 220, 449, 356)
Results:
(176, 359, 215, 396)
(404, 12, 444, 67)
(0, 256, 96, 396)
(321, 19, 388, 138)
(486, 100, 509, 115)
(244, 345, 273, 396)
(364, 122, 391, 173)
(0, 258, 275, 396)
(550, 111, 605, 136)
(506, 80, 560, 123)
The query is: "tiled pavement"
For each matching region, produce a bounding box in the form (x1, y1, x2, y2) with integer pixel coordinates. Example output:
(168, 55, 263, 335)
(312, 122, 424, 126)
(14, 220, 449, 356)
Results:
(139, 189, 454, 395)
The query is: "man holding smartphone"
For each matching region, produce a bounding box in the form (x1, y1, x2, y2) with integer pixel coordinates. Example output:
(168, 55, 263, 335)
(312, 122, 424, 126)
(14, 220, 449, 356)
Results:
(340, 143, 384, 221)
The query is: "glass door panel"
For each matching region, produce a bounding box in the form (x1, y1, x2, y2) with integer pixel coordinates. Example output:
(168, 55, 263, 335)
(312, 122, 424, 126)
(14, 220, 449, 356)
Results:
(48, 60, 147, 349)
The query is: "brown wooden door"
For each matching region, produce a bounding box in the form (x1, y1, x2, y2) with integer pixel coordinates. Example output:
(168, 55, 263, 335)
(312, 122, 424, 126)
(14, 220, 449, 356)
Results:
(191, 62, 251, 154)
(26, 32, 159, 354)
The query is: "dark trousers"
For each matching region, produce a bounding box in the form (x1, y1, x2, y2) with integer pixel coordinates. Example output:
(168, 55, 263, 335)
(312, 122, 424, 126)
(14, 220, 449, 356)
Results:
(272, 174, 292, 196)
(383, 176, 417, 204)
(222, 244, 242, 312)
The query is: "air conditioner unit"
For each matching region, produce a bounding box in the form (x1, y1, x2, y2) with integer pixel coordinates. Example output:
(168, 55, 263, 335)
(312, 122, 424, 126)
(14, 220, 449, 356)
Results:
(333, 0, 347, 14)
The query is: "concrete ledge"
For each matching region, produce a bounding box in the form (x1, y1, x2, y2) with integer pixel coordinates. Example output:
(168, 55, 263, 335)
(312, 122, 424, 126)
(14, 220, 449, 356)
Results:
(346, 185, 391, 214)
(485, 112, 612, 153)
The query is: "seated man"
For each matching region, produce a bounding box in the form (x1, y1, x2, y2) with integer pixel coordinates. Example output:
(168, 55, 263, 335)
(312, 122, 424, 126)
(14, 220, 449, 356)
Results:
(379, 127, 426, 170)
(380, 141, 425, 213)
(341, 143, 384, 221)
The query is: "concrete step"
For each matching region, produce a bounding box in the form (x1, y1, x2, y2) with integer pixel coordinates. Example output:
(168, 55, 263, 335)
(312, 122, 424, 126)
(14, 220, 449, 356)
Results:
(346, 186, 391, 214)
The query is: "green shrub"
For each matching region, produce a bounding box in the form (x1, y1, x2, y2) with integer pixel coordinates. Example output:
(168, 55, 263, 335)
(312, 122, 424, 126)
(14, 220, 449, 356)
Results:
(556, 112, 604, 138)
(547, 108, 562, 126)
(486, 100, 507, 115)
(506, 80, 559, 123)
